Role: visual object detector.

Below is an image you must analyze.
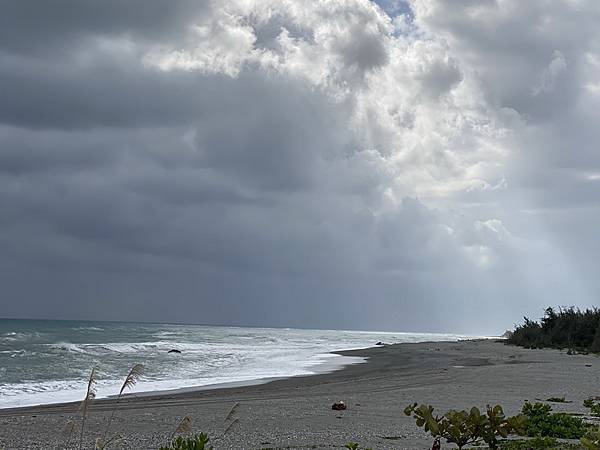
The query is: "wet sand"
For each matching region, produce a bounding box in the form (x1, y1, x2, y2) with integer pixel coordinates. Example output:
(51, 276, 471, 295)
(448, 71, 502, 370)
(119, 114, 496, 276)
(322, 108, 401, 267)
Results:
(0, 339, 598, 449)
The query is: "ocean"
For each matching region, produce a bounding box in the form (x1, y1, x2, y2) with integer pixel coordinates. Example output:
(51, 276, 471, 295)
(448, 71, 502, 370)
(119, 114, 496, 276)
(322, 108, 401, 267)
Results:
(0, 319, 476, 408)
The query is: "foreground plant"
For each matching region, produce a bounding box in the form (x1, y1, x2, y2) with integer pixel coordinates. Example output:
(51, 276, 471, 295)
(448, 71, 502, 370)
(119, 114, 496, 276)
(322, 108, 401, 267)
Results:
(582, 428, 600, 450)
(581, 398, 600, 450)
(79, 367, 97, 450)
(96, 363, 145, 449)
(499, 436, 583, 449)
(63, 418, 76, 449)
(404, 403, 525, 449)
(584, 398, 600, 418)
(159, 433, 213, 450)
(521, 402, 589, 439)
(157, 402, 240, 450)
(220, 402, 240, 438)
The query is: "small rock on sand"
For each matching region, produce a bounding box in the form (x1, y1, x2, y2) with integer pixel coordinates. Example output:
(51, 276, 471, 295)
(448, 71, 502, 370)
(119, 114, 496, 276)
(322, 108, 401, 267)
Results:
(332, 400, 347, 410)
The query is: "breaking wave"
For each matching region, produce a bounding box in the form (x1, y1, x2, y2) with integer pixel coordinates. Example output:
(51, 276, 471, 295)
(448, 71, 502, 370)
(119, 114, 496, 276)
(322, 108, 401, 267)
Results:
(0, 319, 480, 408)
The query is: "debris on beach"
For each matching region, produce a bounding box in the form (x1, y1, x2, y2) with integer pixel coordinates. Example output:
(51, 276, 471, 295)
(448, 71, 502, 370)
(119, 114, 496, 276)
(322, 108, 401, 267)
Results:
(332, 400, 347, 410)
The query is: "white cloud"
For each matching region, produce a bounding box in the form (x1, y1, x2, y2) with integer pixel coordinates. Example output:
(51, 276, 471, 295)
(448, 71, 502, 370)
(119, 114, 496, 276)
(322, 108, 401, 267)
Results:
(144, 10, 258, 76)
(144, 0, 513, 206)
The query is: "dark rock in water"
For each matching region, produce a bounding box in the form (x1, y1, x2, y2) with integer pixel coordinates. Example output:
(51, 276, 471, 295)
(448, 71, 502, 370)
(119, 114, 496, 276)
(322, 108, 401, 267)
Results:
(168, 349, 182, 354)
(332, 400, 347, 411)
(375, 341, 385, 346)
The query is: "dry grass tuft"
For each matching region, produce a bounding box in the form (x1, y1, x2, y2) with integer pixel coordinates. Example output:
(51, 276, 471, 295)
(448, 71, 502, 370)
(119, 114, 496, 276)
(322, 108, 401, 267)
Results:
(119, 363, 144, 396)
(100, 363, 145, 448)
(173, 415, 193, 436)
(221, 402, 241, 437)
(80, 367, 97, 418)
(224, 402, 239, 422)
(222, 418, 240, 437)
(63, 418, 76, 448)
(79, 367, 98, 450)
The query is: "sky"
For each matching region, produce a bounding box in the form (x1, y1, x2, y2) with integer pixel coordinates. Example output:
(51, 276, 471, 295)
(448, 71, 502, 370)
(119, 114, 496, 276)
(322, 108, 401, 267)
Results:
(1, 0, 599, 334)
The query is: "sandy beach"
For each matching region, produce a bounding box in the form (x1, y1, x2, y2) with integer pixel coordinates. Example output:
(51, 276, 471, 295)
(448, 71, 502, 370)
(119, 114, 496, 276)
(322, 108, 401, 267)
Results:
(1, 339, 598, 449)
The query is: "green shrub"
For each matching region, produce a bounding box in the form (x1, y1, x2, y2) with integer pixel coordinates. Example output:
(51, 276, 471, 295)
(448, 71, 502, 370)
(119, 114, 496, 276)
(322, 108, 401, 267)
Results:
(159, 433, 212, 450)
(581, 427, 600, 450)
(584, 399, 600, 417)
(508, 307, 600, 353)
(521, 402, 589, 439)
(499, 436, 582, 449)
(404, 403, 525, 449)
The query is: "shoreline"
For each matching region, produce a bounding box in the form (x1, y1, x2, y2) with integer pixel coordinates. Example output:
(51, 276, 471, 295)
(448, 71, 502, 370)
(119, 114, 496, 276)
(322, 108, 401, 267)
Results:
(102, 352, 368, 406)
(0, 338, 473, 414)
(0, 348, 370, 413)
(0, 324, 482, 411)
(2, 339, 597, 449)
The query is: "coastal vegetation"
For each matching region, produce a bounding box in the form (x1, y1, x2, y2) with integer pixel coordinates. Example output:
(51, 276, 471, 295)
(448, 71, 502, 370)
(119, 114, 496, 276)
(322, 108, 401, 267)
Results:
(98, 363, 144, 449)
(404, 403, 525, 449)
(583, 399, 600, 418)
(507, 307, 600, 352)
(581, 428, 600, 450)
(499, 438, 582, 449)
(159, 433, 212, 450)
(520, 402, 590, 439)
(404, 400, 600, 450)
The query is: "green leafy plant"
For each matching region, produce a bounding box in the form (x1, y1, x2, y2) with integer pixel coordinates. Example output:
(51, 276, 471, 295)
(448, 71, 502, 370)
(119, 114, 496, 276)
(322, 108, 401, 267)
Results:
(499, 436, 582, 449)
(482, 405, 527, 448)
(521, 402, 589, 439)
(584, 398, 600, 417)
(581, 427, 600, 450)
(159, 433, 213, 450)
(404, 403, 524, 449)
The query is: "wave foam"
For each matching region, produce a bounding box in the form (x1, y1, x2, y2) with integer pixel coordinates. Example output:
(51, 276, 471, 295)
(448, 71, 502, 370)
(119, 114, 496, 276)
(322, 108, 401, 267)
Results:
(0, 322, 482, 409)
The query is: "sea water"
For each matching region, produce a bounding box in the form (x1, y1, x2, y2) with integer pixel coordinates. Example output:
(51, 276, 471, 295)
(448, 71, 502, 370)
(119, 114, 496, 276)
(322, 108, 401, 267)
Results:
(0, 319, 476, 408)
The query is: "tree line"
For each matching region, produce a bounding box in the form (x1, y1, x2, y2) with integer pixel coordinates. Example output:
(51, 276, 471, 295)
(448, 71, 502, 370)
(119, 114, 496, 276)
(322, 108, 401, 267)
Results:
(508, 307, 600, 352)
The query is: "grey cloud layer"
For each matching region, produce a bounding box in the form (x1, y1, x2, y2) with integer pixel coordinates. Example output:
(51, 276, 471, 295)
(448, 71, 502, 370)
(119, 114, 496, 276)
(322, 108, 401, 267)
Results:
(0, 0, 598, 333)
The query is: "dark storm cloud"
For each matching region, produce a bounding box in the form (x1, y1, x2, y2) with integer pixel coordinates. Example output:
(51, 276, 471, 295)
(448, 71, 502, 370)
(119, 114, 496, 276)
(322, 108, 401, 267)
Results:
(0, 0, 599, 334)
(0, 0, 209, 55)
(0, 50, 233, 129)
